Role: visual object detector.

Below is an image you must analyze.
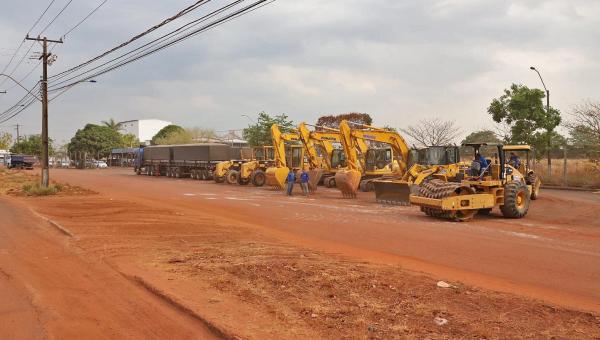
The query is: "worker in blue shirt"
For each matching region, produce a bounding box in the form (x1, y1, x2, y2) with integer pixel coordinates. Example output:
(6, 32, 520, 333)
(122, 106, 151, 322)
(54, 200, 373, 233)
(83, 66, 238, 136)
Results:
(300, 169, 310, 196)
(508, 152, 521, 169)
(476, 153, 489, 176)
(286, 169, 296, 196)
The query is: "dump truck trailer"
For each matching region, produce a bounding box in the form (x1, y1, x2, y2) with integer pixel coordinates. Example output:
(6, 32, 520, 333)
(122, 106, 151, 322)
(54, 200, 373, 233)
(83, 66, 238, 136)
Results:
(8, 154, 36, 170)
(135, 144, 251, 180)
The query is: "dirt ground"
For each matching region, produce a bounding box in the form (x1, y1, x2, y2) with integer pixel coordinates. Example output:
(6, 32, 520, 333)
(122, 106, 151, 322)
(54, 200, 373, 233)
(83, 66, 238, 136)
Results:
(1, 167, 600, 339)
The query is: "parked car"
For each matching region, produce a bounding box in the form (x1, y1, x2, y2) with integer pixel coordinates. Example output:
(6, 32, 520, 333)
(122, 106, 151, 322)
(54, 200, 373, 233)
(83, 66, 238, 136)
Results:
(95, 160, 108, 168)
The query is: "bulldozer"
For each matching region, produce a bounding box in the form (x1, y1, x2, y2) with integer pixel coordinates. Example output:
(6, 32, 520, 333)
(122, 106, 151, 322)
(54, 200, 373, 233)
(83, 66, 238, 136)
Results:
(264, 124, 305, 189)
(373, 146, 466, 205)
(409, 143, 535, 222)
(334, 120, 410, 198)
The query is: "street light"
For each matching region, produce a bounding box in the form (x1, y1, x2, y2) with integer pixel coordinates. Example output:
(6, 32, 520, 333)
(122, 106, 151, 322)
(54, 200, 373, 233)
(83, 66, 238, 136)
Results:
(529, 66, 552, 177)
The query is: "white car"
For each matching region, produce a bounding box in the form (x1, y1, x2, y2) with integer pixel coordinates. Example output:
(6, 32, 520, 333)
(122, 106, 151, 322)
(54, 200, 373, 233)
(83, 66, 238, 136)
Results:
(94, 160, 108, 168)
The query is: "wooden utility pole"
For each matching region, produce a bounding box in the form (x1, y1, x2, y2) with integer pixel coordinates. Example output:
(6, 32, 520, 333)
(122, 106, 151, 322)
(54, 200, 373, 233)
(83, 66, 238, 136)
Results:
(15, 124, 21, 142)
(26, 35, 62, 187)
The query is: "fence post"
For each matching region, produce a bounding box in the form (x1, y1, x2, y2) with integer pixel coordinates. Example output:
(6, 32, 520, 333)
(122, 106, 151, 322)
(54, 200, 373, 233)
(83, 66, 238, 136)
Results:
(563, 144, 567, 187)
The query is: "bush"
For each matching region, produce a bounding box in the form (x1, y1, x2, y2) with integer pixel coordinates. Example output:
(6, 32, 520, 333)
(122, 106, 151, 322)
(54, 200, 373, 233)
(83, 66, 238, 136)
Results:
(22, 182, 61, 196)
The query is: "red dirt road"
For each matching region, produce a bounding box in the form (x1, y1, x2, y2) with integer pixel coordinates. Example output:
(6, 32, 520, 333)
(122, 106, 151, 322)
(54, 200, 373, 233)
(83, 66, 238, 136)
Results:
(0, 197, 219, 339)
(51, 168, 600, 313)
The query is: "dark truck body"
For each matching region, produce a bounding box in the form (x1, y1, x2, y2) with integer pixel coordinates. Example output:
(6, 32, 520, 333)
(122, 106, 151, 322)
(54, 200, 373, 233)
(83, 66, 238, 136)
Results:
(9, 154, 36, 169)
(135, 144, 251, 180)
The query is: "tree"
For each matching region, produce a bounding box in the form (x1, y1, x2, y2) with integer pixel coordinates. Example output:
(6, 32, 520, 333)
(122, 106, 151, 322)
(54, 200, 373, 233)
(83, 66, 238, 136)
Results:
(461, 130, 501, 144)
(187, 127, 216, 142)
(151, 124, 185, 145)
(68, 124, 124, 158)
(488, 84, 561, 163)
(401, 118, 461, 147)
(101, 118, 122, 132)
(566, 100, 600, 154)
(316, 112, 373, 129)
(11, 135, 54, 156)
(121, 133, 140, 148)
(243, 111, 294, 146)
(153, 129, 193, 145)
(0, 132, 12, 149)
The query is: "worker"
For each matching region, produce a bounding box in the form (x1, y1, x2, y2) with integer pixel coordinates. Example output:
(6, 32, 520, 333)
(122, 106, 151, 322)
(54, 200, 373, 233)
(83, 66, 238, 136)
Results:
(285, 169, 296, 196)
(300, 169, 310, 196)
(508, 152, 521, 169)
(473, 152, 489, 176)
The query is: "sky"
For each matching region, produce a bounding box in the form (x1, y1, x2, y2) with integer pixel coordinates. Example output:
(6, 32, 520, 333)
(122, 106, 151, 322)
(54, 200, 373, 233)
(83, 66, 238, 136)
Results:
(0, 0, 599, 146)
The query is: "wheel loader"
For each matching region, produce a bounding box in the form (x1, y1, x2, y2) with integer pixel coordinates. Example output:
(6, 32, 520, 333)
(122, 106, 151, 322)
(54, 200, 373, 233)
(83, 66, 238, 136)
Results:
(213, 146, 274, 185)
(264, 124, 306, 189)
(409, 143, 535, 222)
(334, 120, 410, 198)
(503, 145, 541, 200)
(373, 146, 467, 205)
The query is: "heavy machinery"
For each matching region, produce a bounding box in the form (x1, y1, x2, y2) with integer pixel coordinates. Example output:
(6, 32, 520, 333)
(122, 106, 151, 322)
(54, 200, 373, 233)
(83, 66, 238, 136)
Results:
(409, 143, 534, 222)
(373, 146, 465, 205)
(297, 122, 345, 190)
(334, 120, 410, 198)
(214, 146, 275, 185)
(236, 146, 275, 186)
(264, 124, 305, 189)
(503, 145, 541, 200)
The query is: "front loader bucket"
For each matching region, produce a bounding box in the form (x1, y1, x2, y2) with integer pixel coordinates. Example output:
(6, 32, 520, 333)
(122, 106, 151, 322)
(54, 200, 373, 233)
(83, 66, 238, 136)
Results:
(373, 179, 415, 206)
(307, 169, 324, 192)
(334, 169, 361, 198)
(265, 167, 288, 190)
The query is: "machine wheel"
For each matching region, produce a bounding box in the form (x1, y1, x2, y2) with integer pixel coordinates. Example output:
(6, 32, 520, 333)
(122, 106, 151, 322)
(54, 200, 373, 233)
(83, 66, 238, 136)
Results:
(251, 169, 266, 187)
(226, 169, 239, 185)
(418, 180, 476, 221)
(526, 173, 540, 200)
(198, 170, 205, 180)
(500, 181, 530, 218)
(359, 179, 374, 192)
(238, 176, 250, 185)
(215, 175, 225, 183)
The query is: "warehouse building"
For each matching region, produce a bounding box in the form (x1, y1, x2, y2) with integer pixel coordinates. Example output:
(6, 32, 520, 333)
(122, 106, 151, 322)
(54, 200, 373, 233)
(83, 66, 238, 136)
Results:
(117, 119, 172, 145)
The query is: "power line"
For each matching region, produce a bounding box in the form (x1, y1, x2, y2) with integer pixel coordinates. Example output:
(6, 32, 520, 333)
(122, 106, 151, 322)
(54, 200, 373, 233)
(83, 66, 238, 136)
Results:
(50, 0, 212, 80)
(49, 0, 274, 92)
(61, 0, 108, 39)
(38, 0, 75, 35)
(28, 0, 58, 34)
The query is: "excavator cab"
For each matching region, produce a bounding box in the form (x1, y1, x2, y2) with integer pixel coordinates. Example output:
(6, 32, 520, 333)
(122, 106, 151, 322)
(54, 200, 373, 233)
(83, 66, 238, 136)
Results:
(330, 149, 346, 168)
(365, 148, 393, 172)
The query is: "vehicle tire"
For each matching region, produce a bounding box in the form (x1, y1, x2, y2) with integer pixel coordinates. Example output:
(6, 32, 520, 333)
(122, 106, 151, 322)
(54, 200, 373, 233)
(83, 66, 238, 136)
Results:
(327, 177, 336, 188)
(526, 173, 540, 200)
(191, 170, 197, 180)
(148, 166, 154, 176)
(500, 181, 530, 219)
(174, 168, 181, 178)
(359, 179, 374, 192)
(226, 169, 239, 185)
(251, 169, 266, 187)
(238, 175, 250, 185)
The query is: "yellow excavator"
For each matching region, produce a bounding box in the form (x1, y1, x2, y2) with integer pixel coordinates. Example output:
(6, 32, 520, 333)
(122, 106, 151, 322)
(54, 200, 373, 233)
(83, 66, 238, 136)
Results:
(264, 124, 305, 189)
(297, 122, 345, 191)
(373, 146, 465, 205)
(334, 120, 410, 198)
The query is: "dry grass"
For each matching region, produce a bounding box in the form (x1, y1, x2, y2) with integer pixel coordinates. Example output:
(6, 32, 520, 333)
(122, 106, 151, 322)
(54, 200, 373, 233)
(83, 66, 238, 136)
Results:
(533, 159, 600, 188)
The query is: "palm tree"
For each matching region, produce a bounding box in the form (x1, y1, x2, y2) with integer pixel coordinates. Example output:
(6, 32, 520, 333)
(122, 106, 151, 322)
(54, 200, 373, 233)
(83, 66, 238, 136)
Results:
(102, 118, 121, 132)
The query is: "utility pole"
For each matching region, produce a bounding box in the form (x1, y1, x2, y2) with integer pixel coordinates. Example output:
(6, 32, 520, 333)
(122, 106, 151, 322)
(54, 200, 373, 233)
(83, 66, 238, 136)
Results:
(26, 35, 62, 187)
(15, 124, 21, 142)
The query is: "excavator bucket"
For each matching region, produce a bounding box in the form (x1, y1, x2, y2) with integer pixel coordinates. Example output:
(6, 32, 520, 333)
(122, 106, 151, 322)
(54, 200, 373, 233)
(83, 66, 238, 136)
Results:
(265, 167, 289, 189)
(307, 169, 324, 192)
(373, 179, 415, 205)
(334, 169, 362, 198)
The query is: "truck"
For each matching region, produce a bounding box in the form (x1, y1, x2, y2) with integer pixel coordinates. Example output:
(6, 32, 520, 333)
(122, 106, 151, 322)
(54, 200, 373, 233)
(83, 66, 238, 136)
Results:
(8, 154, 36, 170)
(134, 143, 251, 180)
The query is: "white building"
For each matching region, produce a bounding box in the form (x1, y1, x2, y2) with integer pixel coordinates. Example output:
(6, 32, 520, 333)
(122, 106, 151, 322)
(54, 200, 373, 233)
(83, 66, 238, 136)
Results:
(117, 119, 172, 145)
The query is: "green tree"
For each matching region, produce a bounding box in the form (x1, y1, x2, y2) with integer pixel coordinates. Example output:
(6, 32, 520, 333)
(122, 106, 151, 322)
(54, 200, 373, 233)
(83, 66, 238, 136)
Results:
(0, 132, 12, 149)
(243, 111, 294, 146)
(151, 124, 185, 145)
(10, 135, 54, 156)
(68, 124, 124, 158)
(153, 129, 193, 145)
(316, 112, 373, 129)
(102, 118, 122, 132)
(488, 84, 561, 161)
(461, 130, 501, 144)
(121, 133, 140, 148)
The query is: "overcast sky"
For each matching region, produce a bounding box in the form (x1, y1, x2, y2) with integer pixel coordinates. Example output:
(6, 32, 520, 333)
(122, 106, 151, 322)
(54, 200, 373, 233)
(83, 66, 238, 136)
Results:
(1, 0, 599, 145)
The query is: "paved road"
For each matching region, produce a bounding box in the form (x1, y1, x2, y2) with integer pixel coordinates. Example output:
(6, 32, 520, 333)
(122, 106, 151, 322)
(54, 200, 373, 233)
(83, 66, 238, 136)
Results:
(0, 197, 219, 340)
(51, 168, 600, 312)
